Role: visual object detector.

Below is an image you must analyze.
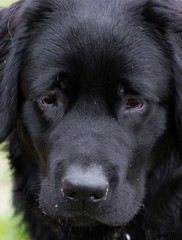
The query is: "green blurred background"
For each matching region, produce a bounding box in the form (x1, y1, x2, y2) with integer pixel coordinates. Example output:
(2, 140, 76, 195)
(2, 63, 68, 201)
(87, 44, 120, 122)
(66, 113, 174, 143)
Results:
(0, 1, 28, 240)
(0, 0, 15, 7)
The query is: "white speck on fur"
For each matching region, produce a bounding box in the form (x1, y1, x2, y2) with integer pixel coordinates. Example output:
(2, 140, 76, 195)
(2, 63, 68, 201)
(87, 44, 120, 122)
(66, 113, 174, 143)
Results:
(125, 233, 131, 240)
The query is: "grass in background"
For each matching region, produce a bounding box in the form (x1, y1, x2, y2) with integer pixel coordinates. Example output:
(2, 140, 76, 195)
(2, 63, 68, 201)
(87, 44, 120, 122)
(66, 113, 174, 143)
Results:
(0, 214, 28, 240)
(0, 144, 29, 240)
(0, 0, 15, 7)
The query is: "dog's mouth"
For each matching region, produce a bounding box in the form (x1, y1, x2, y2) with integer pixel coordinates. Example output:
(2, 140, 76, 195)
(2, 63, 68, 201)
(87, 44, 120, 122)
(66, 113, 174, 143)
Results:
(58, 215, 99, 227)
(56, 212, 129, 227)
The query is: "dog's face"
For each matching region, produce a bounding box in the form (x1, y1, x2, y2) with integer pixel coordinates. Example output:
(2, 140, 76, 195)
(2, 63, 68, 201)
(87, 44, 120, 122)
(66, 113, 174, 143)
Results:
(19, 0, 171, 226)
(0, 0, 182, 228)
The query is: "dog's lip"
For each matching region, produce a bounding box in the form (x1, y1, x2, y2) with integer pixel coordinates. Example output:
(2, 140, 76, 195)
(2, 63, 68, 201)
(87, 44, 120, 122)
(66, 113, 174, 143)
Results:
(58, 215, 99, 226)
(41, 205, 130, 227)
(57, 212, 129, 227)
(43, 208, 98, 226)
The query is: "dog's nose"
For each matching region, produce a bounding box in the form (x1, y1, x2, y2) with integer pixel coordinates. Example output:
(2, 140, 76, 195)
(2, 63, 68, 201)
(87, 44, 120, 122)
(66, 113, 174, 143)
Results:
(61, 166, 108, 209)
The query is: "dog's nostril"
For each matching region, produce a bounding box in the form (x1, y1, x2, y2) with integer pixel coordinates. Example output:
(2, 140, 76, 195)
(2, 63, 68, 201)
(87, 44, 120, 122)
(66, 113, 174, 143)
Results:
(61, 182, 77, 200)
(90, 192, 105, 202)
(89, 186, 108, 202)
(64, 190, 77, 200)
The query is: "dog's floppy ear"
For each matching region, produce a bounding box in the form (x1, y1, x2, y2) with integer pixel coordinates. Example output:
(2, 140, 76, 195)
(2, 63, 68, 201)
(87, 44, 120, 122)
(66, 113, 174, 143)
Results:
(145, 0, 182, 139)
(166, 4, 182, 140)
(0, 1, 24, 143)
(0, 0, 54, 143)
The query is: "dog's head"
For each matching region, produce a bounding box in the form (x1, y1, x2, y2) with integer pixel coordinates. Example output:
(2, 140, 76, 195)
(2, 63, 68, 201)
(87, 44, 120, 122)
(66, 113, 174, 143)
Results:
(0, 0, 182, 226)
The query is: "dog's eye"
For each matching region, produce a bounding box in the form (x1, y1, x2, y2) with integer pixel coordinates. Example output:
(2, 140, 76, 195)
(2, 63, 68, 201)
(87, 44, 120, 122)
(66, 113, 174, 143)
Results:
(42, 94, 57, 106)
(126, 99, 143, 109)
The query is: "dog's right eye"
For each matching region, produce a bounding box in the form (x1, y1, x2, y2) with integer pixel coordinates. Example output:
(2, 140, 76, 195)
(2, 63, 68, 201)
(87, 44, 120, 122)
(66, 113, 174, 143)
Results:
(37, 92, 65, 120)
(126, 99, 143, 109)
(41, 94, 57, 106)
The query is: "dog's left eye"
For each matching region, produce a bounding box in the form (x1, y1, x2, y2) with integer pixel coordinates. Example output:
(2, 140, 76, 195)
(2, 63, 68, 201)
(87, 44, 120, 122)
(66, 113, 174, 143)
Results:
(126, 99, 143, 109)
(41, 94, 57, 106)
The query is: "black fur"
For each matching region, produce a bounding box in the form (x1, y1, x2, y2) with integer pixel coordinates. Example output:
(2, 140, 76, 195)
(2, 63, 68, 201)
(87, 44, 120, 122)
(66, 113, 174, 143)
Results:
(0, 0, 182, 239)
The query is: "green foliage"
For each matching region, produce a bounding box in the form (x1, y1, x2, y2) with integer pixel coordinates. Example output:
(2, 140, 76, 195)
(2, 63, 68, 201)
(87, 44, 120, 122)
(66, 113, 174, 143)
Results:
(0, 213, 29, 240)
(0, 0, 15, 8)
(0, 142, 28, 239)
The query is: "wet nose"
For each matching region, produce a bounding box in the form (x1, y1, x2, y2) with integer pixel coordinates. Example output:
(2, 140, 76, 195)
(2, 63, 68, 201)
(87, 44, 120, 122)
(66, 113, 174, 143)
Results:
(61, 166, 109, 209)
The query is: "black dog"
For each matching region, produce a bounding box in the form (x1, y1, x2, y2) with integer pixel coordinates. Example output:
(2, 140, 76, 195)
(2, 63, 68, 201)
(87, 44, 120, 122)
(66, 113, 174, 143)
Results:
(0, 0, 182, 239)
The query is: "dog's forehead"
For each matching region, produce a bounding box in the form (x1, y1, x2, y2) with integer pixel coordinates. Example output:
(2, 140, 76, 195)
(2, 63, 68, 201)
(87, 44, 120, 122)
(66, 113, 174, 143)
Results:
(22, 0, 170, 101)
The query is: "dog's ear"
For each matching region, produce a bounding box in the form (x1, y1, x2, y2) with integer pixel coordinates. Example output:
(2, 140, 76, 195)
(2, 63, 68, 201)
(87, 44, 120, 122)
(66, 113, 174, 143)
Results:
(165, 3, 182, 141)
(0, 1, 25, 143)
(145, 0, 182, 139)
(0, 0, 54, 143)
